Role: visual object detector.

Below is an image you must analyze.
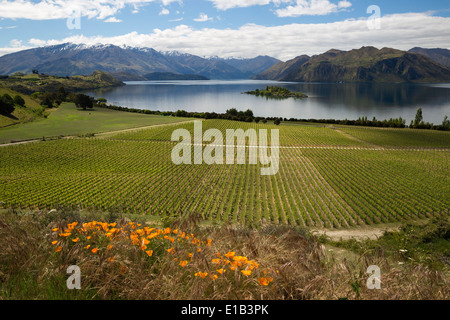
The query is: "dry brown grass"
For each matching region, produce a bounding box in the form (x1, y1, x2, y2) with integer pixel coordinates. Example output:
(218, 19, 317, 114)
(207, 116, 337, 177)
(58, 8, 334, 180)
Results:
(0, 209, 448, 300)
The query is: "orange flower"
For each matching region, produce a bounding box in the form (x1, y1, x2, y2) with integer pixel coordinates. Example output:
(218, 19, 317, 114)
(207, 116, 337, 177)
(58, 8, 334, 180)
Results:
(216, 268, 226, 274)
(210, 274, 218, 280)
(211, 258, 221, 264)
(107, 257, 115, 262)
(195, 272, 208, 279)
(59, 232, 71, 237)
(233, 256, 248, 263)
(179, 260, 188, 268)
(72, 238, 79, 243)
(224, 252, 235, 259)
(187, 253, 193, 258)
(241, 270, 252, 276)
(258, 277, 273, 286)
(107, 245, 113, 250)
(52, 228, 59, 232)
(145, 250, 153, 257)
(167, 248, 175, 254)
(85, 245, 91, 250)
(51, 241, 58, 245)
(148, 232, 159, 240)
(55, 246, 62, 252)
(206, 239, 212, 247)
(91, 248, 98, 254)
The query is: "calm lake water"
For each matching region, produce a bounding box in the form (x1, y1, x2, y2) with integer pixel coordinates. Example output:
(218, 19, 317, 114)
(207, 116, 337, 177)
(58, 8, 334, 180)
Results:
(85, 80, 450, 124)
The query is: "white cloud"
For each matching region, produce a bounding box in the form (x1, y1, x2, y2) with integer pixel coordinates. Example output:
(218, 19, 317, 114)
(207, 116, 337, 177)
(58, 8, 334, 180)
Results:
(159, 8, 170, 15)
(1, 12, 449, 61)
(9, 39, 22, 47)
(0, 0, 179, 20)
(275, 0, 352, 17)
(208, 0, 273, 10)
(104, 17, 122, 23)
(193, 13, 213, 22)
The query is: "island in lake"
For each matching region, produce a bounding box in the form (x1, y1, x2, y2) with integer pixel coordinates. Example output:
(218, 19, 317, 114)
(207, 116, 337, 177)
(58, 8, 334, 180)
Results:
(243, 86, 308, 98)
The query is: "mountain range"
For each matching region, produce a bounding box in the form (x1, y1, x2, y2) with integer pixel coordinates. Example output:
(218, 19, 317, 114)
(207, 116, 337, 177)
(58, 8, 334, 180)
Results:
(0, 43, 280, 80)
(1, 44, 450, 83)
(255, 46, 450, 83)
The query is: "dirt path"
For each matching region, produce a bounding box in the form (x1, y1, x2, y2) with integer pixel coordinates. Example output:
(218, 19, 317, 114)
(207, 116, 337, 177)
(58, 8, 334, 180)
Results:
(313, 224, 401, 241)
(94, 119, 198, 137)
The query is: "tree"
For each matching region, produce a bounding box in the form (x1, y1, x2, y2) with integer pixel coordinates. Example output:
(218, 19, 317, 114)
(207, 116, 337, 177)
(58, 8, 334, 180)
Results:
(0, 94, 15, 115)
(14, 95, 26, 107)
(244, 109, 254, 118)
(32, 69, 39, 75)
(226, 108, 238, 116)
(40, 92, 56, 108)
(74, 94, 94, 110)
(56, 86, 67, 104)
(413, 108, 423, 128)
(442, 115, 450, 129)
(274, 118, 281, 125)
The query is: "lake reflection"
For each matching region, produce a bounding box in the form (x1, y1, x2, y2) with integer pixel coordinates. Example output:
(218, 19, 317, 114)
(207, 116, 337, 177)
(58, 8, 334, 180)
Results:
(84, 80, 450, 124)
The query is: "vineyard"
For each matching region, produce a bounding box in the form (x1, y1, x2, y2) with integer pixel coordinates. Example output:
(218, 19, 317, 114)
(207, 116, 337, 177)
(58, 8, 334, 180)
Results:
(0, 119, 448, 229)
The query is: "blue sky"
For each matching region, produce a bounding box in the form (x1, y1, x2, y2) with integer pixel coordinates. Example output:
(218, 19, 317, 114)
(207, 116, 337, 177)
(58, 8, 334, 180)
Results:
(0, 0, 449, 60)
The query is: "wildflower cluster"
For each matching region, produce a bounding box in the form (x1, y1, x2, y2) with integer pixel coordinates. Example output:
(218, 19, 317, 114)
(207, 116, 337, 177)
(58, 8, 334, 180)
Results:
(194, 251, 276, 286)
(51, 221, 210, 271)
(51, 221, 276, 286)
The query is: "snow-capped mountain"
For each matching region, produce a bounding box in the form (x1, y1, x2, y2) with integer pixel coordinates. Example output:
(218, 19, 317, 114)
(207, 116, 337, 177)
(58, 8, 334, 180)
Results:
(0, 43, 280, 80)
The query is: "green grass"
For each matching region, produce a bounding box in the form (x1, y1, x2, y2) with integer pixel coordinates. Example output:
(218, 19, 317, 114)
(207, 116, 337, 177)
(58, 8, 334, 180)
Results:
(0, 102, 190, 143)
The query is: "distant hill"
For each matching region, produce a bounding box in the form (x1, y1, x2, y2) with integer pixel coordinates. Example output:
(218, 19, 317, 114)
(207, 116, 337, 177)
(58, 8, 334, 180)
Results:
(255, 55, 310, 80)
(408, 47, 450, 68)
(0, 43, 280, 80)
(143, 72, 209, 80)
(210, 56, 281, 78)
(256, 47, 450, 83)
(0, 70, 124, 95)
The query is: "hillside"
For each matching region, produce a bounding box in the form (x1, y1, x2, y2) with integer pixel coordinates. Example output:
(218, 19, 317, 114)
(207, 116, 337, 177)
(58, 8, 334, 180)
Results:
(0, 43, 280, 80)
(0, 71, 124, 95)
(0, 87, 46, 128)
(408, 47, 450, 68)
(255, 55, 310, 80)
(255, 46, 450, 83)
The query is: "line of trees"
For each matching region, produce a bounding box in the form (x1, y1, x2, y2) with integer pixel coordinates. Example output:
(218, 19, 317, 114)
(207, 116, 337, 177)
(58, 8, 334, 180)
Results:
(92, 99, 449, 131)
(0, 93, 26, 115)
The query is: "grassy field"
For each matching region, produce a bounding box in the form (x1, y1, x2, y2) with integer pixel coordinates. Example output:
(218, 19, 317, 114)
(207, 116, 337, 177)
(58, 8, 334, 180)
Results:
(0, 119, 448, 229)
(0, 102, 190, 143)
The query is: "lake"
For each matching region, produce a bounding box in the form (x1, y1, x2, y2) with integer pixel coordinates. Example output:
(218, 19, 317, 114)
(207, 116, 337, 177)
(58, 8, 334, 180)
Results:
(84, 80, 450, 124)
